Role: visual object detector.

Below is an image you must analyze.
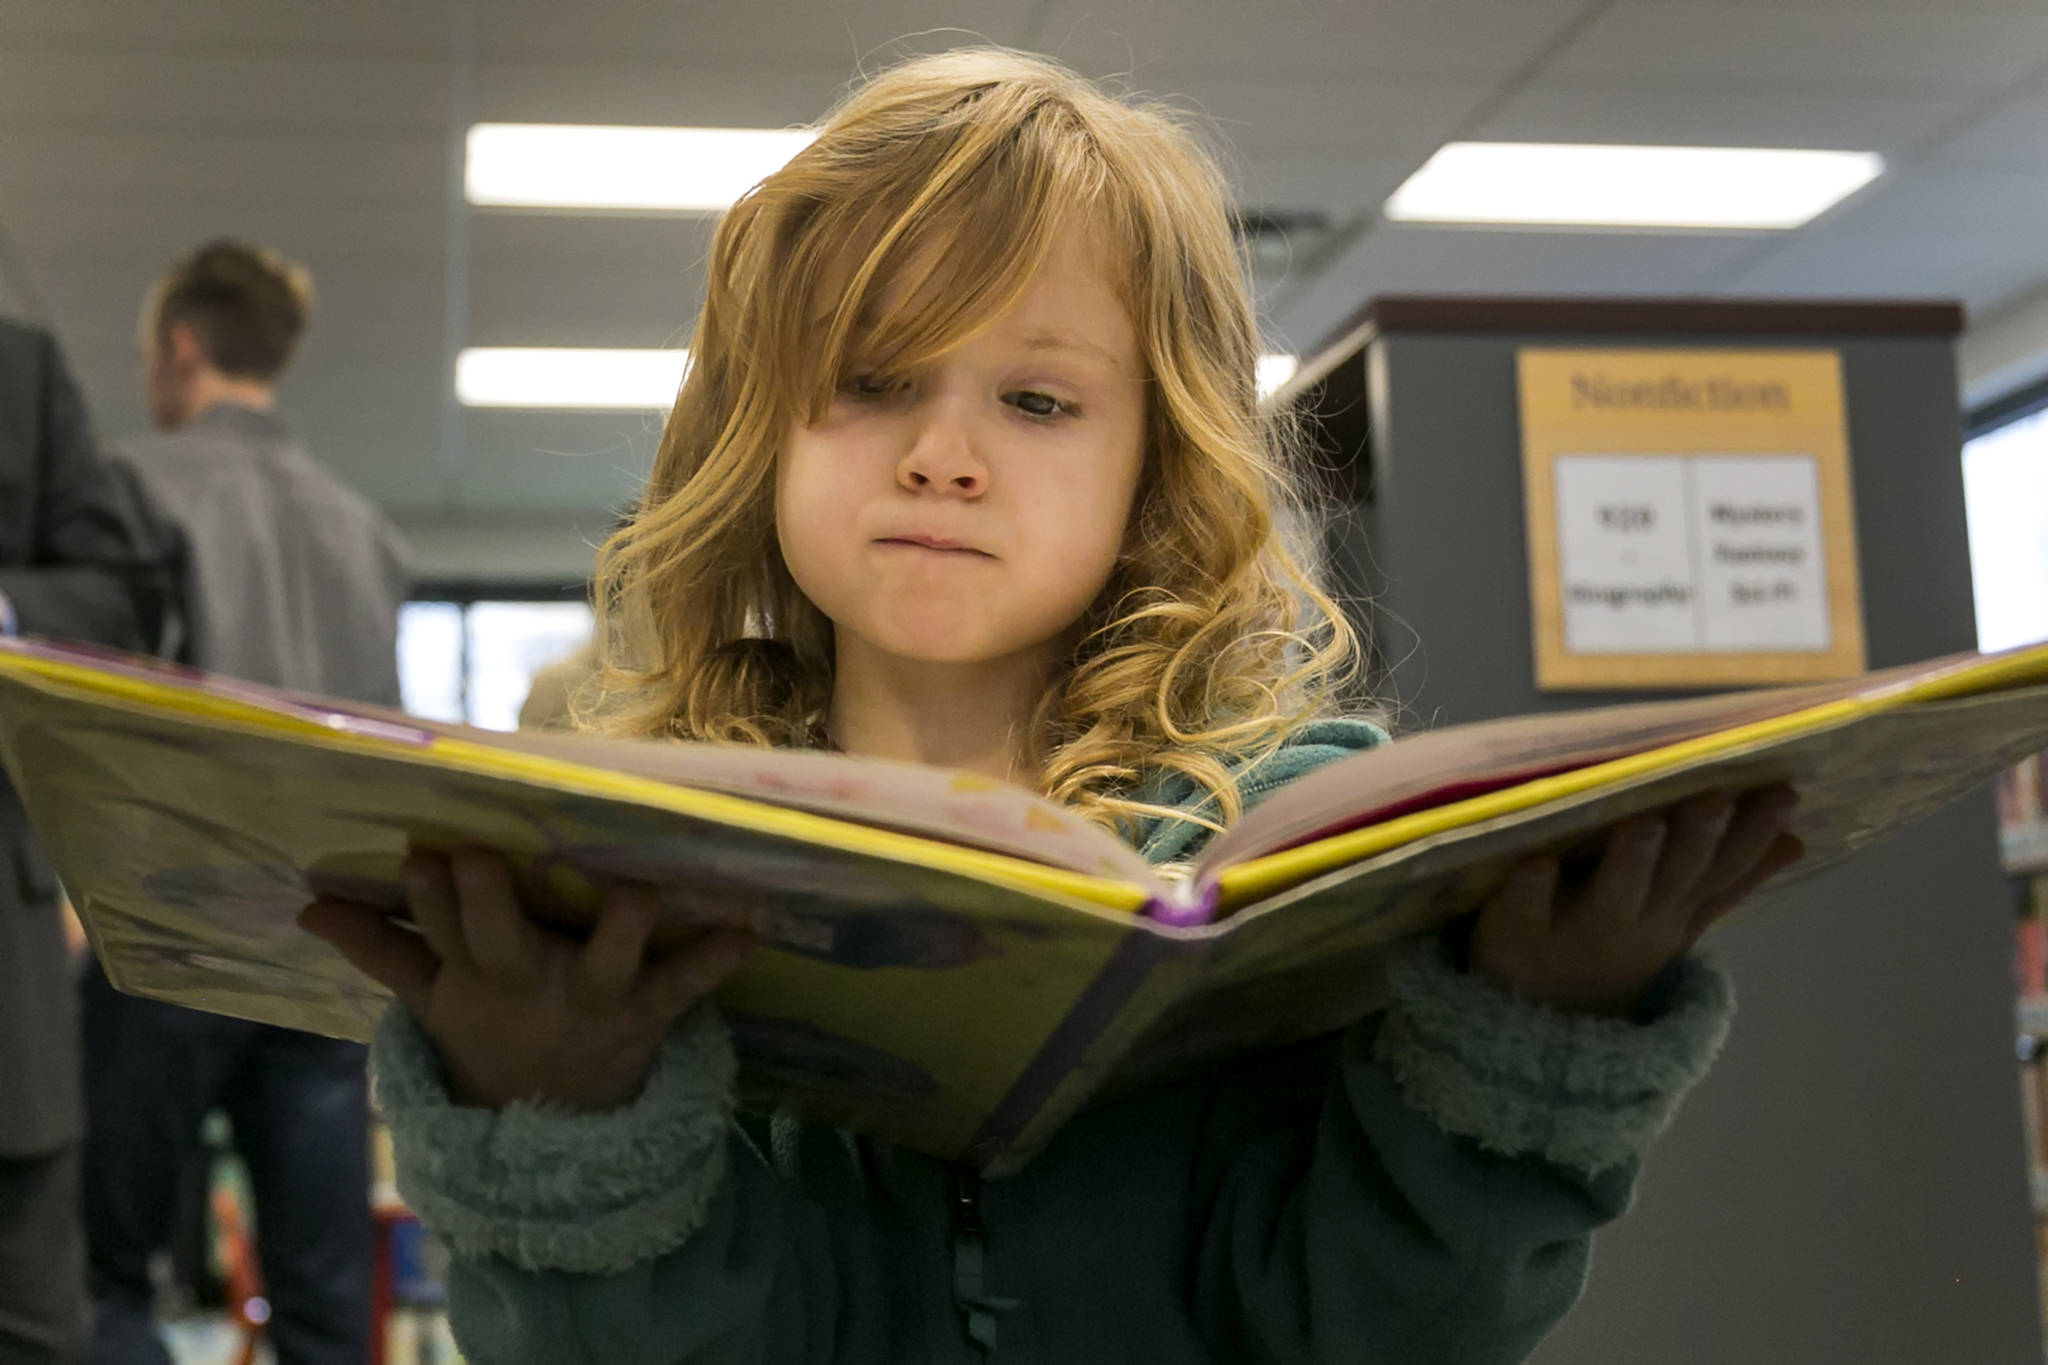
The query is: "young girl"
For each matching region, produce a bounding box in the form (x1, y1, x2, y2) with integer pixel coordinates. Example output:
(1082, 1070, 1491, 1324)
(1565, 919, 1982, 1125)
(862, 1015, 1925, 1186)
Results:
(303, 48, 1800, 1364)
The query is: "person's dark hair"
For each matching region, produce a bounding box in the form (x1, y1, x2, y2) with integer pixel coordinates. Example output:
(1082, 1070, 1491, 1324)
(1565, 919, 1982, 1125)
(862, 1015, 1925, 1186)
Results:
(153, 239, 315, 381)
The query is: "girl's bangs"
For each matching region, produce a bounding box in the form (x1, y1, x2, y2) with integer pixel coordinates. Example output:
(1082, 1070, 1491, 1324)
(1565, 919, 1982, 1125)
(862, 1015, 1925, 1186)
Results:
(784, 113, 1119, 420)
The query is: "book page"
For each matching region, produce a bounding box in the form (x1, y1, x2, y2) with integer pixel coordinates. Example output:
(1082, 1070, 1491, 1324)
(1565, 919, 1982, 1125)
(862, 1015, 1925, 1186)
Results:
(1197, 648, 2019, 877)
(478, 727, 1161, 886)
(1076, 683, 2048, 1118)
(0, 638, 1161, 889)
(0, 677, 1152, 1163)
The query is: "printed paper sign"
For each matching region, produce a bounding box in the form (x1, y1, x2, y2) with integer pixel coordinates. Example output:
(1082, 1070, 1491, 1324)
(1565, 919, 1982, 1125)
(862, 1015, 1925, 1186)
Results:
(1690, 455, 1829, 651)
(1553, 453, 1830, 655)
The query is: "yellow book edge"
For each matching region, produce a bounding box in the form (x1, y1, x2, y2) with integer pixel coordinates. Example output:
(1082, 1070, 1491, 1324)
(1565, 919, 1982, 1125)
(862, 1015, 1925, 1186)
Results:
(1213, 641, 2048, 912)
(0, 650, 1152, 917)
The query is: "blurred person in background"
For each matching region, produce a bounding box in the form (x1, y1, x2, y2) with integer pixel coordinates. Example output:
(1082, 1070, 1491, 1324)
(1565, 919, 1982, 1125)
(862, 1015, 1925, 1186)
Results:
(80, 239, 410, 1365)
(0, 316, 173, 1364)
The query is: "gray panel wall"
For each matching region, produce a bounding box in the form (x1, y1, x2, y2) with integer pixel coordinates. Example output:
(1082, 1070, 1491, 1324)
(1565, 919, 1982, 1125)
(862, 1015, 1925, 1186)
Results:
(1326, 329, 2039, 1362)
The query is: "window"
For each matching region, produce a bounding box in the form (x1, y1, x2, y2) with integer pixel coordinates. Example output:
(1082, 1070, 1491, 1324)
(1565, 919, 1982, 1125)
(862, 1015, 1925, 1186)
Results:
(1966, 382, 2048, 871)
(397, 588, 593, 731)
(1963, 383, 2048, 654)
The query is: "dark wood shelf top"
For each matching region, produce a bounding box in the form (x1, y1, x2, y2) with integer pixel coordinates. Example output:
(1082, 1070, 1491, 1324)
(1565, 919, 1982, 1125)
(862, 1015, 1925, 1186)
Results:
(1299, 295, 1965, 369)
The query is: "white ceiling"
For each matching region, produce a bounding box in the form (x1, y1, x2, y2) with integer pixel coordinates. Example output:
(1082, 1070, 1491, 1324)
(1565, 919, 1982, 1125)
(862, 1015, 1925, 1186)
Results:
(2, 0, 2046, 576)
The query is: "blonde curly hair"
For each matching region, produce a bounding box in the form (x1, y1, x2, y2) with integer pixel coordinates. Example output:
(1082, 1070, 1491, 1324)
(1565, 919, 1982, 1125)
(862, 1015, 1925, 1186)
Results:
(588, 47, 1367, 843)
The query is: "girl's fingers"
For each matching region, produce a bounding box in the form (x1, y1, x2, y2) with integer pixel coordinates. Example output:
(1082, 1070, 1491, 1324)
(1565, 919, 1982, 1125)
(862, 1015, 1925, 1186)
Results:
(450, 848, 542, 987)
(299, 900, 438, 1018)
(1580, 816, 1668, 930)
(402, 850, 472, 972)
(576, 883, 658, 1006)
(635, 929, 753, 1026)
(1694, 786, 1799, 904)
(1646, 794, 1736, 913)
(1484, 855, 1560, 947)
(1688, 831, 1806, 938)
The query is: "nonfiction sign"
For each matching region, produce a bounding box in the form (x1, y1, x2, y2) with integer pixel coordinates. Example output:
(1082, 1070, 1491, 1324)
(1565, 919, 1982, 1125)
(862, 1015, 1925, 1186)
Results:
(1518, 348, 1865, 689)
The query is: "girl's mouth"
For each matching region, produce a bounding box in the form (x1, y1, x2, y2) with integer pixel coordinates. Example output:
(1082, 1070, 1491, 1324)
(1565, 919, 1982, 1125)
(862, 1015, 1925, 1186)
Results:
(876, 536, 993, 557)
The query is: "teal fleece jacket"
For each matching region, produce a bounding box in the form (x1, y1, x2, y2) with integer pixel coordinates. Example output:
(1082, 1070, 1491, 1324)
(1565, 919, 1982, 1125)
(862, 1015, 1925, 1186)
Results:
(373, 718, 1734, 1364)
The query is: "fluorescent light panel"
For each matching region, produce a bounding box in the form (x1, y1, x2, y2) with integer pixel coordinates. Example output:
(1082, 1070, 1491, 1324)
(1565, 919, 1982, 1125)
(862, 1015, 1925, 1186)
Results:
(1384, 142, 1883, 230)
(466, 124, 816, 211)
(1256, 353, 1299, 399)
(456, 348, 689, 409)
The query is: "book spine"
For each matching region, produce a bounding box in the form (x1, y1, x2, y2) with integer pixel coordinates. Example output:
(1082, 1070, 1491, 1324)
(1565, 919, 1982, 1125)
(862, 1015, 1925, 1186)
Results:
(963, 928, 1179, 1171)
(2021, 913, 2048, 1001)
(2025, 874, 2048, 999)
(1143, 880, 1220, 927)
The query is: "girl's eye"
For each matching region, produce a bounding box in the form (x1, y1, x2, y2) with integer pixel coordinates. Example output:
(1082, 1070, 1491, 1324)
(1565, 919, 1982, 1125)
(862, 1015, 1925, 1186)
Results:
(846, 374, 901, 399)
(1008, 390, 1074, 420)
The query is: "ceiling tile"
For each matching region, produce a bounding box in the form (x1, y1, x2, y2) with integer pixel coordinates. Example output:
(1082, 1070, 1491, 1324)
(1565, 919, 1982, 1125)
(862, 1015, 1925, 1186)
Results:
(0, 129, 446, 207)
(458, 410, 662, 516)
(1550, 3, 2048, 92)
(1230, 154, 1425, 218)
(2, 200, 448, 279)
(0, 1, 449, 55)
(0, 49, 448, 131)
(1821, 166, 2048, 233)
(1273, 224, 1767, 350)
(1713, 218, 2048, 314)
(1931, 89, 2048, 170)
(1169, 78, 1488, 159)
(1660, 0, 2048, 11)
(472, 1, 1037, 65)
(1477, 83, 1973, 154)
(471, 60, 842, 128)
(466, 214, 716, 348)
(1032, 0, 1590, 79)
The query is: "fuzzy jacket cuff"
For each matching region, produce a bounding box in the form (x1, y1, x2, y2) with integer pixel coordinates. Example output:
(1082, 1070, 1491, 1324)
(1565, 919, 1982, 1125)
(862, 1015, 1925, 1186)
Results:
(371, 1004, 737, 1276)
(1373, 938, 1734, 1178)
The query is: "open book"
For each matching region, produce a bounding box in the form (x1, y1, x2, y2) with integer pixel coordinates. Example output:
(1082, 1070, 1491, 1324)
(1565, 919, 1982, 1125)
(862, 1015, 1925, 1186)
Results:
(4, 636, 2047, 1169)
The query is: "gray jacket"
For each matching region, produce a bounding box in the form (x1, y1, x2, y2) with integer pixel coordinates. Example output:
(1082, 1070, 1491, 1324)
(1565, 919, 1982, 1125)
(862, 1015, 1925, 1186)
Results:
(0, 319, 173, 1155)
(117, 403, 410, 706)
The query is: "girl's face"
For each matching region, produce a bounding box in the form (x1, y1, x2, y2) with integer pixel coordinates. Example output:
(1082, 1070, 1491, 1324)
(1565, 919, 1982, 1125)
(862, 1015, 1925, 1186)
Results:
(776, 227, 1148, 673)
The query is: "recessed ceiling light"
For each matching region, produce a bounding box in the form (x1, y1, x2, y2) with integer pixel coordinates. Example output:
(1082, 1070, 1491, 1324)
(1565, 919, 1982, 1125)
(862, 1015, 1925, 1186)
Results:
(1384, 142, 1884, 230)
(465, 124, 816, 211)
(455, 348, 690, 409)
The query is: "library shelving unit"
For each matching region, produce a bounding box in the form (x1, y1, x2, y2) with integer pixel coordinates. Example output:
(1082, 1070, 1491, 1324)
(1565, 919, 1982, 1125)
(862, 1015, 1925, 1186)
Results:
(1276, 295, 2039, 1361)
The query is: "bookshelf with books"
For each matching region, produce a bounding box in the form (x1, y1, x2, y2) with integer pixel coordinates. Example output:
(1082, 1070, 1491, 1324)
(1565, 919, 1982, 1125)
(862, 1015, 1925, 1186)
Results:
(2002, 752, 2048, 875)
(2005, 754, 2048, 1352)
(369, 1124, 463, 1365)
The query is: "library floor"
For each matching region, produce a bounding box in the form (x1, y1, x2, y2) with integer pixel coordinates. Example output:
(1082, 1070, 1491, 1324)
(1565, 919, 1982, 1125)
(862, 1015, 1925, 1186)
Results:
(160, 1310, 460, 1364)
(163, 1317, 270, 1365)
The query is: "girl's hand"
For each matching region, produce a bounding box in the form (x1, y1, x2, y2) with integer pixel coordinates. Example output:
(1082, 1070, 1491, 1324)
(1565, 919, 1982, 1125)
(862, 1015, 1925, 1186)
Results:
(299, 847, 751, 1112)
(1469, 785, 1803, 1018)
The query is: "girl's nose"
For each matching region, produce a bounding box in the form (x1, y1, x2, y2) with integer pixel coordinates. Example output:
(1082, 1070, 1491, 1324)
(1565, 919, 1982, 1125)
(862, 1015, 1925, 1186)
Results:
(896, 405, 987, 497)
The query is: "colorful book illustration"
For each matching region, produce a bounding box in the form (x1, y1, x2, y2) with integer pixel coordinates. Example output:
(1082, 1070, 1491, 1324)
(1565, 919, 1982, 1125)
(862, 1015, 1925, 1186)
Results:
(3, 636, 2048, 1170)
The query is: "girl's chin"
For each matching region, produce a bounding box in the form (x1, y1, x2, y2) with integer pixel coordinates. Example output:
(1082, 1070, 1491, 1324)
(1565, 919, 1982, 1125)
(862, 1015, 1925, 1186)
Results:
(859, 623, 1055, 669)
(873, 640, 1022, 667)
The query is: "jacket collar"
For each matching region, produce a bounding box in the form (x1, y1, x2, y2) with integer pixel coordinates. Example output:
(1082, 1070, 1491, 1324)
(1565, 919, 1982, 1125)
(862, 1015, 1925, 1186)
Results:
(188, 400, 291, 443)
